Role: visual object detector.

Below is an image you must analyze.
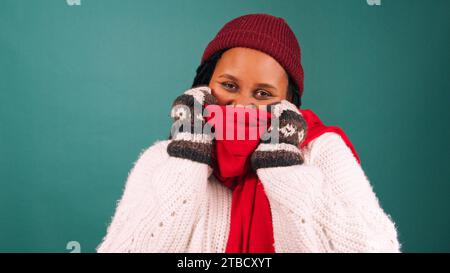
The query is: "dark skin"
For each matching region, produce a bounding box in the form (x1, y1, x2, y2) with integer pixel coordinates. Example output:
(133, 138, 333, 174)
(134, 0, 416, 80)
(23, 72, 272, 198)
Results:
(208, 47, 292, 107)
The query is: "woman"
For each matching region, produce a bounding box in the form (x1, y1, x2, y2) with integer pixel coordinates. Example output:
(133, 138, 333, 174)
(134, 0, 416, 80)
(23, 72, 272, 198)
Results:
(97, 13, 400, 253)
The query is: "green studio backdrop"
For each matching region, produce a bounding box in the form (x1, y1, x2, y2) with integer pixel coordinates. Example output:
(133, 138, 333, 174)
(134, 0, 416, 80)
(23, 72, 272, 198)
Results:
(0, 0, 449, 253)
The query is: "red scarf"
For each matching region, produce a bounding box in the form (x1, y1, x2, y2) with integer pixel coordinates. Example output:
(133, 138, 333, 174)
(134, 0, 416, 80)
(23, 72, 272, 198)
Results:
(204, 105, 360, 253)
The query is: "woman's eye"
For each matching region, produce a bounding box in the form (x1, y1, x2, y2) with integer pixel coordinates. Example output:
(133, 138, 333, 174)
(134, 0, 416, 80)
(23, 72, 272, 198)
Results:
(255, 89, 272, 98)
(221, 82, 237, 91)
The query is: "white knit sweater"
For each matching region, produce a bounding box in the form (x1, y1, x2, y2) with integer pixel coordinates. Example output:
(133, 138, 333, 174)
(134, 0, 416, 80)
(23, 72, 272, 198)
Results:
(97, 132, 400, 253)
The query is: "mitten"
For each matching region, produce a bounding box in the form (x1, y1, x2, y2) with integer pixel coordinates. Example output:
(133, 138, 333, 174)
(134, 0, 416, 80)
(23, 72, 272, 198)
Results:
(167, 86, 217, 165)
(251, 100, 307, 170)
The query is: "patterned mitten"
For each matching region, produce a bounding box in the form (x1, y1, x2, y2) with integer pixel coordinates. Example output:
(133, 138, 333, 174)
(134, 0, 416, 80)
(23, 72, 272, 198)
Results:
(251, 100, 307, 170)
(167, 86, 217, 165)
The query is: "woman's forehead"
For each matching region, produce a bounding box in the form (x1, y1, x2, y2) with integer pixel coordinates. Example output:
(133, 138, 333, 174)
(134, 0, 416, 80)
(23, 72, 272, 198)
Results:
(214, 47, 288, 83)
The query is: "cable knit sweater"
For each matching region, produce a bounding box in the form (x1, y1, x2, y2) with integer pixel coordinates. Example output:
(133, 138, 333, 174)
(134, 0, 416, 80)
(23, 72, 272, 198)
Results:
(97, 132, 400, 253)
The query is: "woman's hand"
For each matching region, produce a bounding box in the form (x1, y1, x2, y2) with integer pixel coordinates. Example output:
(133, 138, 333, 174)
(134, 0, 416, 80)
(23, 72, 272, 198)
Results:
(251, 100, 307, 170)
(167, 86, 217, 165)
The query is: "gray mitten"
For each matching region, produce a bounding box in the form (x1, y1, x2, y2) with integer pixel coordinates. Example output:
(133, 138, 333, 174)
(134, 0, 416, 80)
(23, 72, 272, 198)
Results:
(251, 100, 307, 170)
(167, 86, 217, 165)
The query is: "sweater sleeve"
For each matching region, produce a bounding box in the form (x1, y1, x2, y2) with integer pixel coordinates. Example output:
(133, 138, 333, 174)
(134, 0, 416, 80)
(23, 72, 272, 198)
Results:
(257, 132, 401, 252)
(97, 140, 212, 253)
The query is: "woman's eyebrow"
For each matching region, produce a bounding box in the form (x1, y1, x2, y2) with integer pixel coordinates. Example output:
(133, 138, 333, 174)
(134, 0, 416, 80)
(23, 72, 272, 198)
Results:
(218, 73, 239, 81)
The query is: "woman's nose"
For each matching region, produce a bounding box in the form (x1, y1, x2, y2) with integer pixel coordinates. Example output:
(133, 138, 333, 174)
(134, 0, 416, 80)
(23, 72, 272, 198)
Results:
(226, 94, 254, 106)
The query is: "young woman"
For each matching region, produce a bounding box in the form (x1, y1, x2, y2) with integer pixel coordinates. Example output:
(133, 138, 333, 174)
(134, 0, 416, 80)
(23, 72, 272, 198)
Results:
(97, 13, 400, 253)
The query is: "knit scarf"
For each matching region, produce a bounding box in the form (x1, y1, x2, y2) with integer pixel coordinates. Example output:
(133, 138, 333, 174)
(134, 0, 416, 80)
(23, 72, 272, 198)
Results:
(204, 105, 360, 253)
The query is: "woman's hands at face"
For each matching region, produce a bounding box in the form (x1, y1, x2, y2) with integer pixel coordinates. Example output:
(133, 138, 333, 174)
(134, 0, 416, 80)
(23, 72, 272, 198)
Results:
(166, 87, 306, 169)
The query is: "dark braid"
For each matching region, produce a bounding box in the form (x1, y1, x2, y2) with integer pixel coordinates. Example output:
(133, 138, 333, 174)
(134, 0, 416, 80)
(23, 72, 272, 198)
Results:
(192, 49, 302, 108)
(192, 50, 226, 88)
(287, 74, 302, 108)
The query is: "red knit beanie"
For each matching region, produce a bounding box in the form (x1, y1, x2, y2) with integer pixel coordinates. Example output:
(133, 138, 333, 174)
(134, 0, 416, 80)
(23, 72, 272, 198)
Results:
(201, 13, 305, 96)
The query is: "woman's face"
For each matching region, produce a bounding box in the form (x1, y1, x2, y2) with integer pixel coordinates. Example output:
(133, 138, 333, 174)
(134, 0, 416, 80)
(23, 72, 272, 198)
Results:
(208, 47, 290, 107)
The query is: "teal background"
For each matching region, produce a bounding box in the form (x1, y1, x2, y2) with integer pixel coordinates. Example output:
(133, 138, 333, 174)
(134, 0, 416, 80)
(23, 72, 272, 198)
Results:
(0, 0, 449, 253)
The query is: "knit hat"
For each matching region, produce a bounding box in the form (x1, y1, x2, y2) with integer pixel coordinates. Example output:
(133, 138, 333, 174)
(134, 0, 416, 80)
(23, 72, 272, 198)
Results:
(201, 13, 305, 96)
